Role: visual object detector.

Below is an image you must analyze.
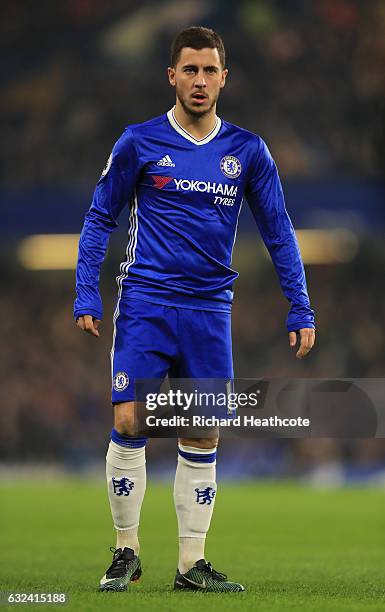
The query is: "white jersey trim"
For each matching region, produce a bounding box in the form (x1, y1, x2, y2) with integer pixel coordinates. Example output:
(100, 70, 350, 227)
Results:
(167, 107, 222, 146)
(230, 198, 243, 265)
(110, 192, 139, 378)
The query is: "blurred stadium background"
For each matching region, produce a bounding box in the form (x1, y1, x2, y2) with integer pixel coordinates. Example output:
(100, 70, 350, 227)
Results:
(1, 0, 385, 485)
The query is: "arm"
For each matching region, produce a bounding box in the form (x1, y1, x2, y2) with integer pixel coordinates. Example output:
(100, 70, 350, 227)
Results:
(74, 128, 140, 331)
(245, 137, 315, 358)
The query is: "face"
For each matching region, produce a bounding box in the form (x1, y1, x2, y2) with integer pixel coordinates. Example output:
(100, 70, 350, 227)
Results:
(168, 47, 228, 117)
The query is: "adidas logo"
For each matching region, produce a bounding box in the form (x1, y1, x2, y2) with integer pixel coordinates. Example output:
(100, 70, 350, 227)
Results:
(157, 154, 175, 167)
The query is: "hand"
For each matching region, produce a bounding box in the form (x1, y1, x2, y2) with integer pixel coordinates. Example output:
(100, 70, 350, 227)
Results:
(289, 328, 315, 359)
(76, 314, 101, 338)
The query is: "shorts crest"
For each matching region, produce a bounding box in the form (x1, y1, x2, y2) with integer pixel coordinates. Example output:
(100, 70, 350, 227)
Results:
(113, 371, 130, 392)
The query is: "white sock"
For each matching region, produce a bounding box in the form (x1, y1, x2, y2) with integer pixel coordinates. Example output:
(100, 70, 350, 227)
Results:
(106, 434, 146, 555)
(174, 444, 217, 573)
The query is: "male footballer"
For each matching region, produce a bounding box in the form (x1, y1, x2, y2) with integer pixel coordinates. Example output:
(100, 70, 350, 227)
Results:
(74, 26, 315, 593)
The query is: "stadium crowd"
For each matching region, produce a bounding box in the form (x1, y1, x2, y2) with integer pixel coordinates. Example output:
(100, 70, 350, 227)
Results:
(1, 0, 384, 188)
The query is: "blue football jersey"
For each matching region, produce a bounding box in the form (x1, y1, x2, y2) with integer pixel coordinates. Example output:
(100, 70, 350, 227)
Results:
(74, 107, 315, 331)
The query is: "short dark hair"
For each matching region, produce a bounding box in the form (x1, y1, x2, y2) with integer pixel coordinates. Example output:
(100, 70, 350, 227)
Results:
(170, 26, 226, 69)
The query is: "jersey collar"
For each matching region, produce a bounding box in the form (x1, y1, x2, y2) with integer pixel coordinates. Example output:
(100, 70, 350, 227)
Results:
(167, 106, 222, 146)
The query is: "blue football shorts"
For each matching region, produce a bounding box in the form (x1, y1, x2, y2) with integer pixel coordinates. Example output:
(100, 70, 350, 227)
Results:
(110, 297, 233, 404)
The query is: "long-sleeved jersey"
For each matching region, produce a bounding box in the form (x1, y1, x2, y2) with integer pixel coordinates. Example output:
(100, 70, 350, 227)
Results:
(74, 107, 315, 331)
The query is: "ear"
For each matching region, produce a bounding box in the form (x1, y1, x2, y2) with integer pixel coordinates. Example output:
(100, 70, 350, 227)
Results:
(220, 68, 228, 89)
(168, 67, 176, 87)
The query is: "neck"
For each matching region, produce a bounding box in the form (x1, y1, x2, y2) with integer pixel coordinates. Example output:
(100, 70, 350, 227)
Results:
(173, 101, 217, 140)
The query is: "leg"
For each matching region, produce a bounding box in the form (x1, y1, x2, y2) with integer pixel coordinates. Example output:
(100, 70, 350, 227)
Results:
(174, 435, 219, 573)
(175, 308, 233, 572)
(172, 308, 243, 591)
(101, 401, 146, 591)
(108, 299, 177, 551)
(106, 401, 147, 555)
(173, 432, 243, 591)
(101, 298, 178, 591)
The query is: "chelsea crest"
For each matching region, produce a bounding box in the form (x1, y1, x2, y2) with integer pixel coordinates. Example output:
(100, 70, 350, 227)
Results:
(113, 371, 130, 392)
(220, 155, 242, 179)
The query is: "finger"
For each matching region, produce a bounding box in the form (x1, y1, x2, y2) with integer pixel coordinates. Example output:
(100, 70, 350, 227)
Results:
(289, 331, 297, 347)
(303, 328, 315, 350)
(83, 315, 100, 338)
(307, 329, 315, 350)
(93, 319, 101, 330)
(296, 334, 310, 358)
(85, 326, 100, 338)
(76, 317, 85, 330)
(296, 329, 315, 359)
(296, 330, 308, 358)
(296, 345, 310, 359)
(85, 323, 100, 338)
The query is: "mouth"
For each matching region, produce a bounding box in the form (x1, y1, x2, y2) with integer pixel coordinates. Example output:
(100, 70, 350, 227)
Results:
(191, 93, 208, 104)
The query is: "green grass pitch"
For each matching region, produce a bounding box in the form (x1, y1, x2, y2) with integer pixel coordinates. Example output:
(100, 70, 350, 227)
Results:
(1, 480, 385, 611)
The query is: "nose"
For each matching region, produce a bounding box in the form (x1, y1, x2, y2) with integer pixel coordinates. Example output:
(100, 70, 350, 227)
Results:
(194, 69, 207, 88)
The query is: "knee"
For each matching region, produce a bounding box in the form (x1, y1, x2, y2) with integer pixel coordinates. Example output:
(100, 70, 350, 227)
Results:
(114, 402, 138, 437)
(179, 436, 219, 449)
